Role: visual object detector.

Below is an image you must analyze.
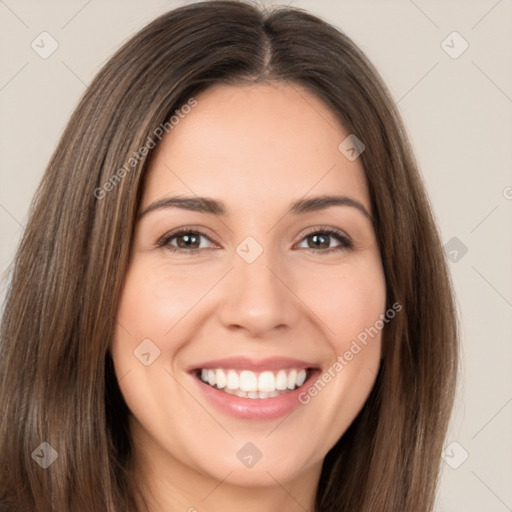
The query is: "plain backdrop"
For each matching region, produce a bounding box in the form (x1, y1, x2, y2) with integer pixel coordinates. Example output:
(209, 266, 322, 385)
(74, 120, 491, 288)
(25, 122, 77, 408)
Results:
(0, 1, 511, 510)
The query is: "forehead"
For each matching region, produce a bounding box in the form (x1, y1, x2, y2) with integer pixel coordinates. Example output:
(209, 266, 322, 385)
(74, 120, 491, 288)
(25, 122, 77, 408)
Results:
(142, 82, 370, 215)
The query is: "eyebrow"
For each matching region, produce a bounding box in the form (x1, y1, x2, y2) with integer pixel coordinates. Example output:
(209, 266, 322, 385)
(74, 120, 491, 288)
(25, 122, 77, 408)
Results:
(138, 194, 372, 221)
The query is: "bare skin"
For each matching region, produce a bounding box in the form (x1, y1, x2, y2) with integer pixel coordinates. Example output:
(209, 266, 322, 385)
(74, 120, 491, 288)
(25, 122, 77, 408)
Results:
(110, 82, 386, 512)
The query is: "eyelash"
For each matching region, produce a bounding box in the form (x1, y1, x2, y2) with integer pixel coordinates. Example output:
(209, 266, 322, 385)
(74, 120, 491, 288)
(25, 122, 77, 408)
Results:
(156, 226, 353, 254)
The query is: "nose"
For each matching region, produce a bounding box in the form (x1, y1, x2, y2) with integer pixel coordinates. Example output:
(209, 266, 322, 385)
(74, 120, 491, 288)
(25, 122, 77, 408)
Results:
(216, 250, 300, 337)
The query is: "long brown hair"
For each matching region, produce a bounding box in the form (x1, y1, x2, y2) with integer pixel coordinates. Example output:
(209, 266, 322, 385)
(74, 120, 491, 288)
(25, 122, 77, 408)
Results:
(0, 1, 458, 510)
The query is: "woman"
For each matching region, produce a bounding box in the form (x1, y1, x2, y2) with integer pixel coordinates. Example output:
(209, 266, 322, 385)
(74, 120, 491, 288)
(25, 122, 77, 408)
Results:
(0, 1, 459, 511)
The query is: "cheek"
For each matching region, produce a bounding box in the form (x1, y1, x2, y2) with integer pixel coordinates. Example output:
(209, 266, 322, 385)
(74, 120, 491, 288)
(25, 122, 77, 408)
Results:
(294, 255, 386, 433)
(109, 261, 194, 431)
(114, 260, 209, 344)
(110, 262, 175, 382)
(110, 258, 224, 394)
(297, 253, 387, 348)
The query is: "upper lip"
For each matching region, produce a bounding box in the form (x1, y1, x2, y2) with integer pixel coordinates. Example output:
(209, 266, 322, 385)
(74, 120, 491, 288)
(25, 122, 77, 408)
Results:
(188, 356, 319, 372)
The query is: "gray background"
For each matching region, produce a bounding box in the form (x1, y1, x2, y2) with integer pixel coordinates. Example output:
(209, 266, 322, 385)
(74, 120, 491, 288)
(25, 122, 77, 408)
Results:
(1, 1, 511, 510)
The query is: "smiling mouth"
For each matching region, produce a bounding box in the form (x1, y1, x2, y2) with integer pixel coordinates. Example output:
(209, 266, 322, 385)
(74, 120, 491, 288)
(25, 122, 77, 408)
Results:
(194, 367, 313, 399)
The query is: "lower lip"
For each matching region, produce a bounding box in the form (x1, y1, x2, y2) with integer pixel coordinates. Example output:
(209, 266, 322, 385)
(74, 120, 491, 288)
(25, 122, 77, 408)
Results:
(190, 370, 320, 420)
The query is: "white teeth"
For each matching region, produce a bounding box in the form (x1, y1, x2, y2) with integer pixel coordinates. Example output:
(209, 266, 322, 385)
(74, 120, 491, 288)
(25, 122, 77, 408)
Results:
(223, 388, 283, 399)
(216, 369, 227, 389)
(197, 367, 311, 396)
(287, 369, 297, 390)
(275, 370, 288, 390)
(226, 370, 239, 390)
(297, 369, 307, 387)
(239, 370, 258, 392)
(258, 371, 275, 392)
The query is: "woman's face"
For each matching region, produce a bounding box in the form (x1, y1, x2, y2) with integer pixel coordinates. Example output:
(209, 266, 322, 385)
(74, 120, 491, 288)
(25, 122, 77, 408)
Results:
(111, 82, 386, 498)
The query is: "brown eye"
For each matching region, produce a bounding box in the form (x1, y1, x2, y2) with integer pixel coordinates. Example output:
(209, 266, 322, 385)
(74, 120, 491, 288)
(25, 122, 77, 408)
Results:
(173, 232, 201, 249)
(296, 228, 353, 253)
(306, 233, 331, 249)
(157, 229, 215, 252)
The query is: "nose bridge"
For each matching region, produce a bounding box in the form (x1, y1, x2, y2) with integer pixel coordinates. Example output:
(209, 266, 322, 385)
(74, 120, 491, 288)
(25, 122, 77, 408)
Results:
(217, 244, 298, 335)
